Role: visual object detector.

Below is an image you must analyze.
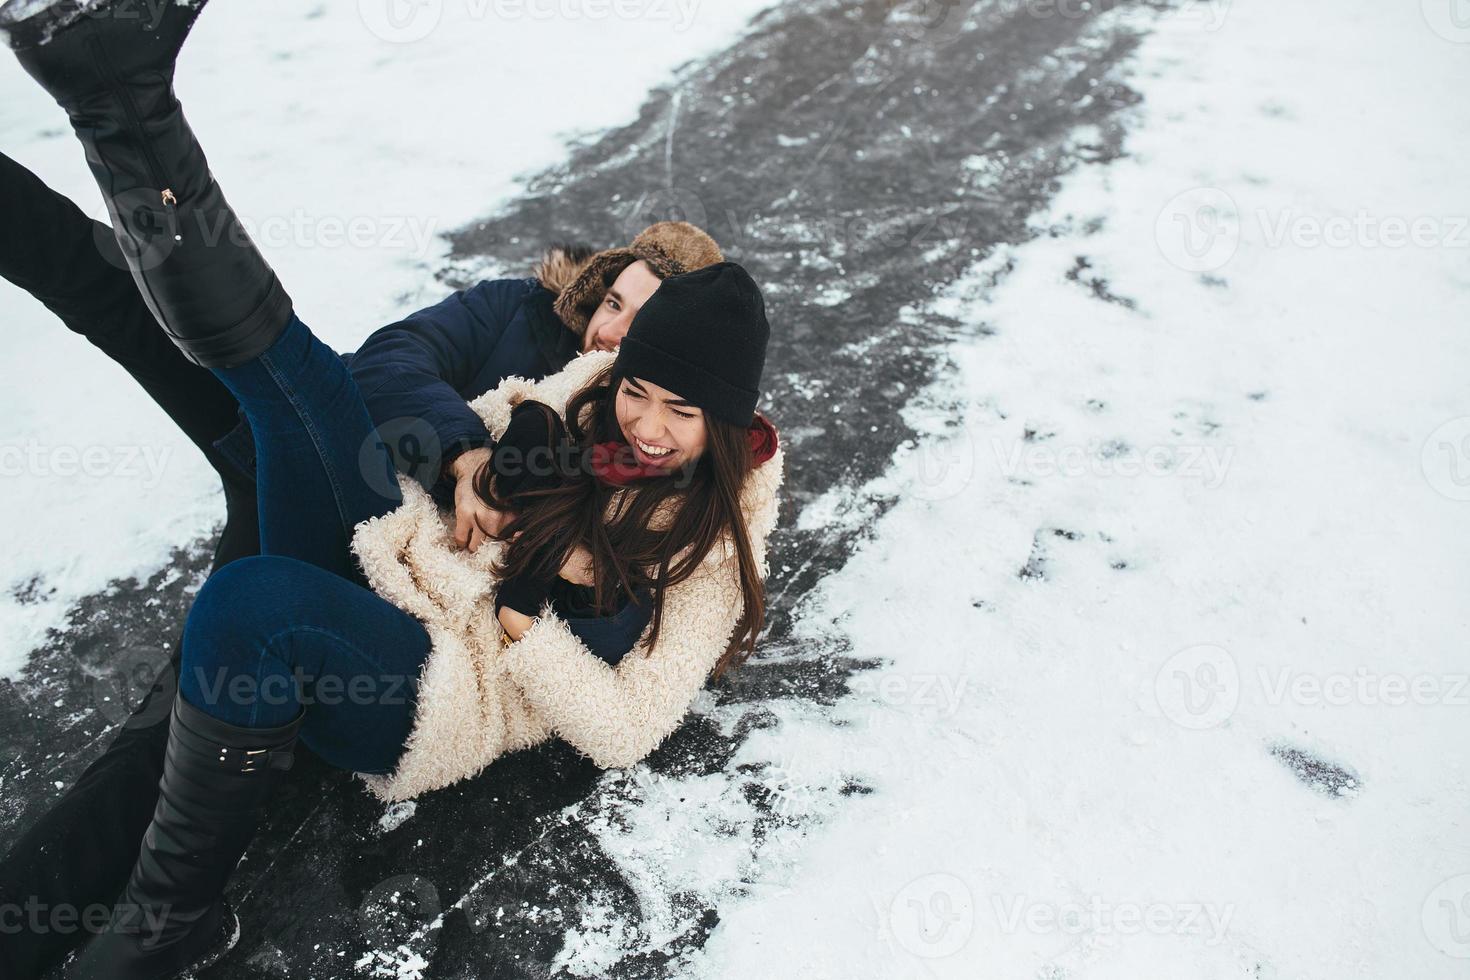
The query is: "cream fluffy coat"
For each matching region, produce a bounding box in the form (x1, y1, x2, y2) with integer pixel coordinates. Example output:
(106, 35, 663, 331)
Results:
(349, 351, 783, 802)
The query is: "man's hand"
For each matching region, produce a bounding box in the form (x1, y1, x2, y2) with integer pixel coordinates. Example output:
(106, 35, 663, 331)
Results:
(450, 447, 514, 552)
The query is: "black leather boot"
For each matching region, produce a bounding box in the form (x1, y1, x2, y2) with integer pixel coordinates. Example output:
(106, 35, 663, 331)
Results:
(67, 696, 301, 980)
(3, 0, 294, 367)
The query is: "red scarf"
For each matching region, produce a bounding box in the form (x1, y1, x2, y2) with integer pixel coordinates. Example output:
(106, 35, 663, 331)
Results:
(590, 413, 780, 487)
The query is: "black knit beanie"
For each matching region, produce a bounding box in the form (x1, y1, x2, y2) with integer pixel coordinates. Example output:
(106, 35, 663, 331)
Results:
(610, 261, 770, 427)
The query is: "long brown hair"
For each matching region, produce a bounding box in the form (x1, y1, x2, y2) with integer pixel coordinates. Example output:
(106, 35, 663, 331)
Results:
(474, 367, 767, 678)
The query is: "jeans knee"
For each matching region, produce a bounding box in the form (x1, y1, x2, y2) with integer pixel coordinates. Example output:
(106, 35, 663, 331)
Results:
(185, 555, 302, 666)
(182, 556, 305, 719)
(189, 555, 297, 640)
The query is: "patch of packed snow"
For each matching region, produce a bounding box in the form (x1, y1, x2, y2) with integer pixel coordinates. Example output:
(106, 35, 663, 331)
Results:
(356, 944, 429, 980)
(377, 800, 417, 834)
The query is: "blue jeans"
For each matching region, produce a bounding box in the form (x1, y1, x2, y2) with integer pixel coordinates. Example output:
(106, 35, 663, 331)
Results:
(180, 555, 427, 773)
(178, 314, 644, 774)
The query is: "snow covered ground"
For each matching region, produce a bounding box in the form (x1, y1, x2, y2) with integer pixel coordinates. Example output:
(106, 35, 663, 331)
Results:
(0, 0, 773, 673)
(555, 2, 1470, 978)
(2, 0, 1467, 977)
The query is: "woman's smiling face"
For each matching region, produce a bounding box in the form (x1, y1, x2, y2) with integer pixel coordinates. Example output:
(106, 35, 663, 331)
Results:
(614, 375, 708, 468)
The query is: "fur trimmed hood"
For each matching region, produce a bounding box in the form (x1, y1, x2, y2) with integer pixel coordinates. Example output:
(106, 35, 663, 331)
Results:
(546, 222, 724, 337)
(533, 242, 597, 298)
(350, 351, 783, 802)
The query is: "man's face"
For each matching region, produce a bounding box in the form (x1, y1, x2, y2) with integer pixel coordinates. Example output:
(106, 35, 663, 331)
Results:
(582, 260, 662, 353)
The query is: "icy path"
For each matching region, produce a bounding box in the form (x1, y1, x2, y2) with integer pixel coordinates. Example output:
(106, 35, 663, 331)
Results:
(678, 2, 1470, 977)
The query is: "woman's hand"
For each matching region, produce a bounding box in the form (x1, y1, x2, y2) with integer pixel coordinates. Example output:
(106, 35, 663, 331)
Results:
(497, 605, 536, 642)
(558, 544, 595, 586)
(450, 447, 514, 552)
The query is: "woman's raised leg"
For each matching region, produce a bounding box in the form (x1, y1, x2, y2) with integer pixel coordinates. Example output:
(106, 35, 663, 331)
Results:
(7, 0, 401, 578)
(7, 0, 290, 368)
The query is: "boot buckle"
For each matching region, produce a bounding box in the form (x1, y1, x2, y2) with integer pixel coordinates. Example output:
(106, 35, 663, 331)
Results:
(219, 746, 294, 773)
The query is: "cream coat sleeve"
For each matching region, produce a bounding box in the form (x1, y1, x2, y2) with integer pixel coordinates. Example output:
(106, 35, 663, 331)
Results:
(497, 553, 745, 770)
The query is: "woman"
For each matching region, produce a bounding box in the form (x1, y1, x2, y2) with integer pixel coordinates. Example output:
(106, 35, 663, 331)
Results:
(0, 61, 725, 980)
(3, 3, 783, 979)
(0, 147, 726, 980)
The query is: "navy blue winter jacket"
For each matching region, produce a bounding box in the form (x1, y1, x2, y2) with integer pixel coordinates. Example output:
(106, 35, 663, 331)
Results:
(348, 277, 581, 486)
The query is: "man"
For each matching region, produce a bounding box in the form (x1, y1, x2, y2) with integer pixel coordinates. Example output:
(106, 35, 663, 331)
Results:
(212, 217, 723, 552)
(0, 148, 723, 979)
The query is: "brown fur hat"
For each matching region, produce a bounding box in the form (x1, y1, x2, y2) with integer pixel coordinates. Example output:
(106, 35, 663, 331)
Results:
(545, 221, 724, 337)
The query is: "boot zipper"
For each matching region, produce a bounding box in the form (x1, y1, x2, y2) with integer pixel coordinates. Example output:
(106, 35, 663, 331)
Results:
(86, 36, 181, 243)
